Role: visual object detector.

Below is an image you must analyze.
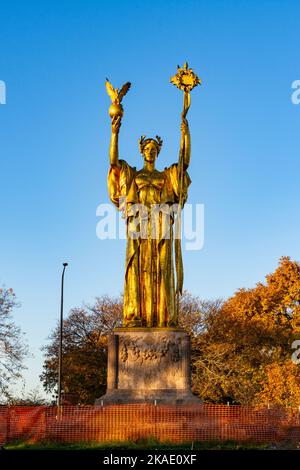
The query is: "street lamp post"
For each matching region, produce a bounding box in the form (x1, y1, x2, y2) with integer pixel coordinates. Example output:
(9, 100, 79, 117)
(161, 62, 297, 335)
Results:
(57, 262, 68, 409)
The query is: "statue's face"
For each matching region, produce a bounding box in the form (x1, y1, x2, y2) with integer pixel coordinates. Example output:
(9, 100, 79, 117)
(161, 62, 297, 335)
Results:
(143, 141, 158, 163)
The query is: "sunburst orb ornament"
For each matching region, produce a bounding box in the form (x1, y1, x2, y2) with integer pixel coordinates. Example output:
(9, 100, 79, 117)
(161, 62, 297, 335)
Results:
(170, 62, 201, 93)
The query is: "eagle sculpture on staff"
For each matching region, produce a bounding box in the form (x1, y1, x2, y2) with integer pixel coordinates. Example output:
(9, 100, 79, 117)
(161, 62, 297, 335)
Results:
(105, 78, 131, 118)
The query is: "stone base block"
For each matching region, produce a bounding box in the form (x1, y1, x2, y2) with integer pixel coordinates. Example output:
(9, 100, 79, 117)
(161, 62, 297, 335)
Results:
(96, 327, 201, 405)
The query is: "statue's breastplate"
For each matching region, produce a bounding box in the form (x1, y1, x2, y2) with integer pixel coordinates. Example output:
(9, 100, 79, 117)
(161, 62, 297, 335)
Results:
(135, 171, 165, 207)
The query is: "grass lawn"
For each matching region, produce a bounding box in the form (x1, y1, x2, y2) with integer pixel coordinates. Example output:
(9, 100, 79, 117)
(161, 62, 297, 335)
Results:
(3, 439, 271, 450)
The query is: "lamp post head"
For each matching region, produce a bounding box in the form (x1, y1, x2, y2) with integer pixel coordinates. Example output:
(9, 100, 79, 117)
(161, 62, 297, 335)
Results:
(63, 263, 68, 267)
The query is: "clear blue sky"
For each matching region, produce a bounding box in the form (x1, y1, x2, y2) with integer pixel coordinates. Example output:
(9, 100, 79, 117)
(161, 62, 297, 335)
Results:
(1, 0, 299, 397)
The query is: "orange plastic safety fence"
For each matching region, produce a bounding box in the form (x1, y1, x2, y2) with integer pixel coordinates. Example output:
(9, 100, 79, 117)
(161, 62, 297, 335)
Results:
(1, 404, 300, 445)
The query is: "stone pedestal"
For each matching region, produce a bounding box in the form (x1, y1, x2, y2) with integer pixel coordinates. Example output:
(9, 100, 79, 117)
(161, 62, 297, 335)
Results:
(96, 327, 200, 405)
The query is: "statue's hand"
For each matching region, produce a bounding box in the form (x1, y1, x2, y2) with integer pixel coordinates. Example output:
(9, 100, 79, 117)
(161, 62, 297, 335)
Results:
(111, 115, 122, 134)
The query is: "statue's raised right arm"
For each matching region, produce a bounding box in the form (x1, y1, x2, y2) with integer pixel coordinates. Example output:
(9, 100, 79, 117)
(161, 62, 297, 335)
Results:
(109, 115, 121, 167)
(106, 82, 134, 209)
(106, 78, 131, 168)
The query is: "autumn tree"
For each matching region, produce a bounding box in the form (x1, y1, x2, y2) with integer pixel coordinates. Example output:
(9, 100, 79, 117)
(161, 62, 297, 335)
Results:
(41, 291, 220, 404)
(7, 387, 49, 406)
(256, 361, 300, 407)
(193, 257, 300, 405)
(0, 287, 28, 400)
(41, 258, 300, 407)
(40, 295, 122, 404)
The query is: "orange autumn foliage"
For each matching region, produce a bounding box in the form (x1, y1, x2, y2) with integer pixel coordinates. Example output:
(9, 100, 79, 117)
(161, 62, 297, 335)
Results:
(192, 257, 300, 405)
(41, 258, 300, 406)
(257, 361, 300, 408)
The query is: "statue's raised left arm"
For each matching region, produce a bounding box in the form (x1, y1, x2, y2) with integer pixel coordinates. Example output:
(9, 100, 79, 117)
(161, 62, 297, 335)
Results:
(180, 117, 191, 171)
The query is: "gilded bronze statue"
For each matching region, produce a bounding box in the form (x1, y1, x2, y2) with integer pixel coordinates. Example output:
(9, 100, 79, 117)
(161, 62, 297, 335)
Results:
(106, 64, 200, 328)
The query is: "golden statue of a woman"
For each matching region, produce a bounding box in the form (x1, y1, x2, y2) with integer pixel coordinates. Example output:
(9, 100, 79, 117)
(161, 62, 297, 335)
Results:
(106, 64, 200, 328)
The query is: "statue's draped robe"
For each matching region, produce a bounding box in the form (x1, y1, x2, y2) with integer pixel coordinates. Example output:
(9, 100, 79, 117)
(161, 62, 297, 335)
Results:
(108, 160, 191, 327)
